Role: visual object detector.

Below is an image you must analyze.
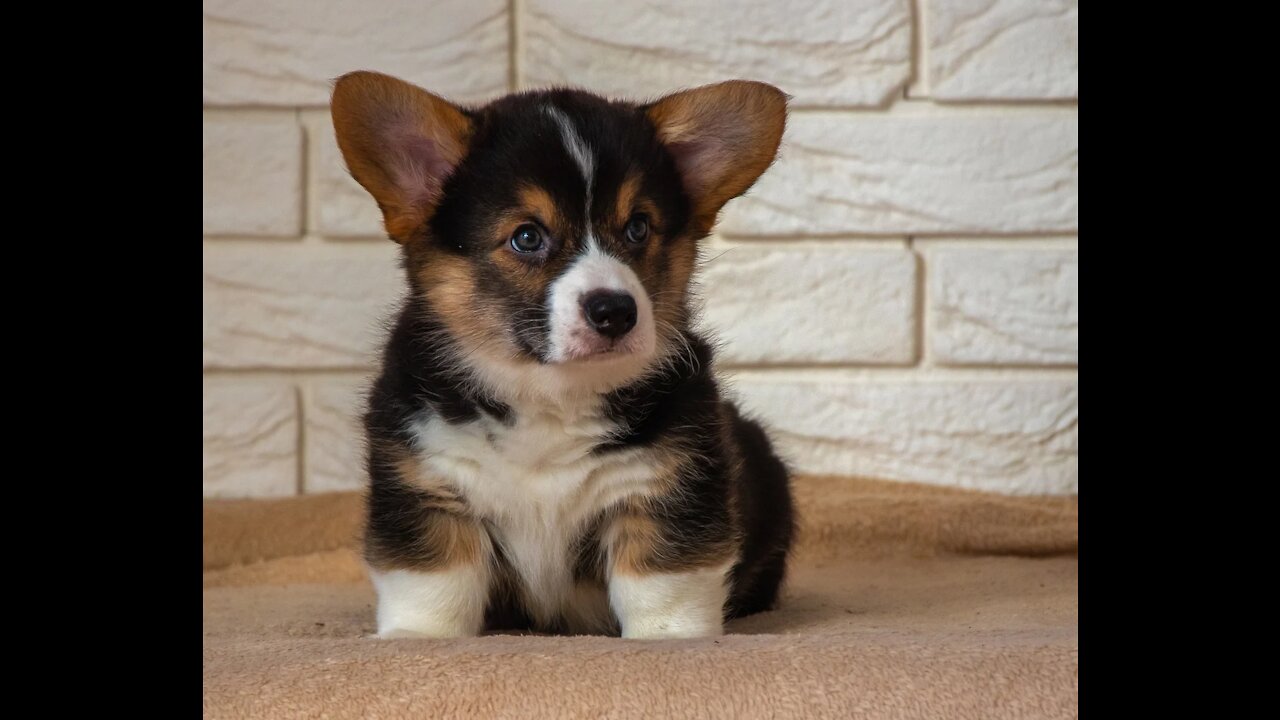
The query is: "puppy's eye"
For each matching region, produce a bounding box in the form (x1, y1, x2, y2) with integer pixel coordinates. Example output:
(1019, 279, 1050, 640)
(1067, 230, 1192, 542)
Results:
(625, 214, 649, 244)
(510, 224, 545, 253)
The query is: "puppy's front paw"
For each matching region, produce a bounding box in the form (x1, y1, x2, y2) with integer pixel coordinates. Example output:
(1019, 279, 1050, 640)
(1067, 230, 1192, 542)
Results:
(610, 563, 731, 640)
(621, 617, 724, 640)
(370, 566, 487, 640)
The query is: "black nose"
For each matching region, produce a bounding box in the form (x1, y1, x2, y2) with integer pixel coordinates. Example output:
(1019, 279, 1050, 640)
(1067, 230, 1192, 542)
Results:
(582, 290, 637, 339)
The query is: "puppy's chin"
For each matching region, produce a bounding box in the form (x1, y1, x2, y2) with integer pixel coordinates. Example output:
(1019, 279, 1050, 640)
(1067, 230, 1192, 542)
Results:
(547, 326, 657, 365)
(546, 350, 659, 397)
(458, 330, 660, 403)
(537, 327, 661, 395)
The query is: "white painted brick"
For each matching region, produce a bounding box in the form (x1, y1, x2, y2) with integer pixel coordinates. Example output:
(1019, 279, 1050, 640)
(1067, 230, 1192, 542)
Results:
(719, 110, 1077, 235)
(203, 0, 509, 106)
(523, 0, 911, 107)
(203, 116, 302, 236)
(928, 246, 1077, 365)
(698, 246, 916, 364)
(203, 243, 403, 368)
(926, 0, 1078, 100)
(203, 381, 298, 498)
(729, 375, 1077, 494)
(304, 379, 370, 493)
(306, 113, 386, 238)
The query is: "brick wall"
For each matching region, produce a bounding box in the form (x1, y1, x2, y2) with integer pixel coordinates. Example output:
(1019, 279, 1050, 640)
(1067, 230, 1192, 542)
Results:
(203, 0, 1079, 498)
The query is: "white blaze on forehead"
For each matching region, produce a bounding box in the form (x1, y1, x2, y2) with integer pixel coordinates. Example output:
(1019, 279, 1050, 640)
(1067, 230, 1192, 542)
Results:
(544, 104, 597, 243)
(543, 105, 596, 195)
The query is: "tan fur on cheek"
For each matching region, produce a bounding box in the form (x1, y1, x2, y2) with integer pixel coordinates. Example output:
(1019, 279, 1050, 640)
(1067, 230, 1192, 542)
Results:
(419, 255, 474, 318)
(663, 237, 696, 296)
(415, 251, 513, 354)
(487, 245, 553, 299)
(647, 235, 697, 334)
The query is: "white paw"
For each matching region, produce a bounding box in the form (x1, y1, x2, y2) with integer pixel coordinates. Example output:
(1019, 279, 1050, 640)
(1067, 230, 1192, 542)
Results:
(611, 563, 732, 640)
(622, 619, 723, 640)
(369, 566, 488, 640)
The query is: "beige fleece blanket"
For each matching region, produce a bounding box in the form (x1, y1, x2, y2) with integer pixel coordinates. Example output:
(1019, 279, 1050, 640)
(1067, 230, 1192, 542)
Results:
(203, 476, 1078, 719)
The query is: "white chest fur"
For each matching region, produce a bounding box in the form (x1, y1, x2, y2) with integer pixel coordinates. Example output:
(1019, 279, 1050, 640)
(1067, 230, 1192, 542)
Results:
(410, 399, 657, 626)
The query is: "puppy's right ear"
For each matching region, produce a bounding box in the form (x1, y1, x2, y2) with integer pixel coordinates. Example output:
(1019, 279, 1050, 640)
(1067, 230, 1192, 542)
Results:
(330, 71, 473, 243)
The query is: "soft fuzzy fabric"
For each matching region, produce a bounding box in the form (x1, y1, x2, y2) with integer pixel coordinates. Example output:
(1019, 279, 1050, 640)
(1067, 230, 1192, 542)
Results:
(203, 476, 1078, 719)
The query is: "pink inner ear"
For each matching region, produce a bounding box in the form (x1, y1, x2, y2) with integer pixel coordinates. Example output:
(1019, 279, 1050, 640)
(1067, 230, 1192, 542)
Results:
(666, 136, 731, 197)
(389, 127, 454, 208)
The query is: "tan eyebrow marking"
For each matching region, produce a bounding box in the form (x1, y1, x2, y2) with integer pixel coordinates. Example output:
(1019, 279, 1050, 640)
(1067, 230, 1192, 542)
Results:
(518, 185, 561, 228)
(615, 173, 643, 227)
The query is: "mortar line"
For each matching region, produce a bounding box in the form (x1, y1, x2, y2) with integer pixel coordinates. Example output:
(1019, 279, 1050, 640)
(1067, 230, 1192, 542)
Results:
(908, 0, 929, 99)
(294, 384, 306, 495)
(508, 0, 521, 91)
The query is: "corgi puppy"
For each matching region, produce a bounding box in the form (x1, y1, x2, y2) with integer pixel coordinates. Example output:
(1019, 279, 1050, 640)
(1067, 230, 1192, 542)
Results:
(331, 71, 795, 639)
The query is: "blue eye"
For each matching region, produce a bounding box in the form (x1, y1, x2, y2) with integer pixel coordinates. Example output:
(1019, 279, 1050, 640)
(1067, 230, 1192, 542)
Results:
(510, 224, 544, 253)
(625, 214, 649, 244)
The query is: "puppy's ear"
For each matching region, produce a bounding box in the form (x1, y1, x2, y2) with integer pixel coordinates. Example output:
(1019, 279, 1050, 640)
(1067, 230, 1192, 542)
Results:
(645, 81, 787, 233)
(330, 71, 473, 243)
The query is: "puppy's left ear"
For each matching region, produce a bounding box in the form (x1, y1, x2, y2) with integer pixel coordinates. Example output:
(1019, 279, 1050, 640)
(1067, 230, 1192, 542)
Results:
(645, 80, 787, 233)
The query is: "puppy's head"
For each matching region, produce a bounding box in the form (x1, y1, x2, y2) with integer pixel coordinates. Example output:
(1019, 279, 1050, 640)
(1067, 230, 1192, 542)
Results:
(331, 72, 786, 388)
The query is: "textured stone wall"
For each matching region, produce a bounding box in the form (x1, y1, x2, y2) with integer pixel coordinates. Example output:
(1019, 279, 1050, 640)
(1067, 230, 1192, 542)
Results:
(203, 0, 1079, 497)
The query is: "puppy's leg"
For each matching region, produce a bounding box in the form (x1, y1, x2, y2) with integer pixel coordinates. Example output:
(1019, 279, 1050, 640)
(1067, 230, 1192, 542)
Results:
(606, 509, 736, 640)
(609, 562, 733, 639)
(365, 469, 492, 639)
(370, 557, 489, 639)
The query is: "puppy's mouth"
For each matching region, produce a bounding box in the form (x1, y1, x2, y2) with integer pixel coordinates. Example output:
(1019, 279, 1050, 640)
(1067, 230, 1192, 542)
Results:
(553, 330, 646, 364)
